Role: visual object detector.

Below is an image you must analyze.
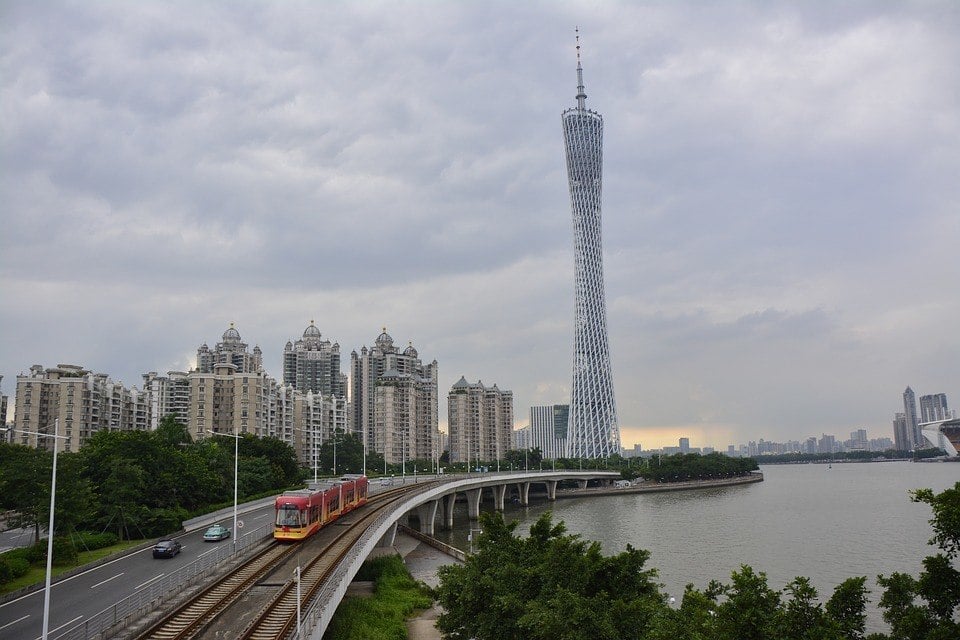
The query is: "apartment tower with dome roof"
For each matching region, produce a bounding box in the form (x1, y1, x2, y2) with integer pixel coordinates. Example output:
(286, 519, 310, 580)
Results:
(350, 329, 438, 465)
(282, 320, 347, 397)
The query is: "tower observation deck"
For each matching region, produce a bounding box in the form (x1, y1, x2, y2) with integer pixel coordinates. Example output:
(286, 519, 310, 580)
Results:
(562, 33, 621, 459)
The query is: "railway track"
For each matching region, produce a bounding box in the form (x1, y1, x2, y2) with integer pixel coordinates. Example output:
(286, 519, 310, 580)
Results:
(135, 484, 428, 640)
(236, 484, 428, 640)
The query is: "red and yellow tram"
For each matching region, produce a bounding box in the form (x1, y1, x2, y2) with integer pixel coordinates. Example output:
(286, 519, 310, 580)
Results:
(274, 474, 368, 541)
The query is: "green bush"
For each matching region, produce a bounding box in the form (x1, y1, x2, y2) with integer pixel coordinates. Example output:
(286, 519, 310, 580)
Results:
(51, 537, 78, 566)
(24, 543, 45, 565)
(142, 507, 189, 537)
(2, 547, 34, 564)
(324, 555, 434, 640)
(73, 531, 119, 551)
(0, 553, 32, 586)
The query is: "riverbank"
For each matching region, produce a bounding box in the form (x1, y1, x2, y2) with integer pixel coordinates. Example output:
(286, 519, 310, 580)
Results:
(553, 471, 763, 499)
(391, 529, 462, 640)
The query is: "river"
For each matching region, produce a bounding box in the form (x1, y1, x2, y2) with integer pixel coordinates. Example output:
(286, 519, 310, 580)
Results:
(430, 461, 959, 632)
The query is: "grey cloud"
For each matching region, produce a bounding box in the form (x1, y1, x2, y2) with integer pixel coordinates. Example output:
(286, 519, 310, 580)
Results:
(2, 1, 958, 446)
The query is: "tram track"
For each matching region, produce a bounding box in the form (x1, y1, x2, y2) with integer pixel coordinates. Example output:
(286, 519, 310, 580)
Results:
(134, 484, 427, 640)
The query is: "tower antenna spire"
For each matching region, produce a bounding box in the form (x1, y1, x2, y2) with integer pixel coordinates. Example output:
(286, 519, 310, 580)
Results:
(575, 26, 587, 109)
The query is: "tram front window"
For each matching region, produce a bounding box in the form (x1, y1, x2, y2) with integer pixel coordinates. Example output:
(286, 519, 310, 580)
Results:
(276, 506, 302, 527)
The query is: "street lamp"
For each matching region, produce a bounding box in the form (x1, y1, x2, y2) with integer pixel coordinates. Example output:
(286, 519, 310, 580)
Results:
(7, 423, 67, 640)
(219, 432, 241, 553)
(294, 565, 302, 638)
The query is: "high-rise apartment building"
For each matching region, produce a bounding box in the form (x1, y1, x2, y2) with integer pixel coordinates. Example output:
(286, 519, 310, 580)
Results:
(447, 377, 514, 464)
(143, 370, 191, 430)
(893, 412, 910, 451)
(350, 329, 438, 464)
(0, 375, 9, 437)
(144, 323, 349, 468)
(196, 323, 263, 374)
(903, 387, 920, 449)
(528, 404, 569, 460)
(13, 364, 148, 452)
(282, 321, 346, 397)
(562, 35, 620, 459)
(919, 393, 950, 423)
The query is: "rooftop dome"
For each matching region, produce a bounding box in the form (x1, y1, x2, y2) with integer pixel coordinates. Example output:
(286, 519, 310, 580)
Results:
(303, 320, 322, 339)
(222, 323, 241, 342)
(403, 342, 418, 358)
(375, 327, 394, 349)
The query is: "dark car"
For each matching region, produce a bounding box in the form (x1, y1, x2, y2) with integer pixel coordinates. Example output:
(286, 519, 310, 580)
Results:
(152, 539, 182, 559)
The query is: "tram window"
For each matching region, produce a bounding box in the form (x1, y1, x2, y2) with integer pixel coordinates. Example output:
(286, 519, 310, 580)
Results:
(276, 506, 301, 527)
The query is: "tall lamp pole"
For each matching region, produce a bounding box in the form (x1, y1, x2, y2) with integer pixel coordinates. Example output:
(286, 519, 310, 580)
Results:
(221, 432, 241, 553)
(12, 423, 67, 640)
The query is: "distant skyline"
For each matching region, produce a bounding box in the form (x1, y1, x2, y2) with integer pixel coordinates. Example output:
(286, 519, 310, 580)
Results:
(2, 1, 958, 449)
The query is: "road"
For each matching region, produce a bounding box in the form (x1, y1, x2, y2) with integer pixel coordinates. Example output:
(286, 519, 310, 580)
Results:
(0, 507, 276, 640)
(0, 476, 424, 640)
(0, 527, 36, 554)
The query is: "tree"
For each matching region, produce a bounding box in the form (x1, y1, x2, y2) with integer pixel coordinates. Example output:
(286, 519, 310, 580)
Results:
(436, 511, 663, 640)
(318, 430, 365, 475)
(0, 443, 50, 542)
(872, 482, 960, 639)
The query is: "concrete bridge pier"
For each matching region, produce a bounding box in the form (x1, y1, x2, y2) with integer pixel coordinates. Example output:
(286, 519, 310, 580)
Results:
(416, 500, 439, 535)
(466, 488, 482, 520)
(440, 493, 457, 530)
(377, 521, 398, 548)
(546, 480, 558, 500)
(519, 482, 530, 505)
(577, 480, 588, 490)
(493, 484, 507, 511)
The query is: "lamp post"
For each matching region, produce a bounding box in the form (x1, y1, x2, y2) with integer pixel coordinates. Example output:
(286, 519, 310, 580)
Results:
(11, 423, 67, 640)
(294, 565, 302, 638)
(312, 424, 318, 485)
(220, 432, 241, 553)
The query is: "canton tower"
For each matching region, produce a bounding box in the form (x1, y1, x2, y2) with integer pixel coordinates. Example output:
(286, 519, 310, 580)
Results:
(562, 33, 621, 458)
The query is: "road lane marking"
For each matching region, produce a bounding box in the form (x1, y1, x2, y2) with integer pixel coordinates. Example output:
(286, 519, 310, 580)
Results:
(253, 513, 269, 519)
(90, 572, 124, 589)
(135, 574, 165, 590)
(37, 614, 82, 639)
(0, 614, 29, 631)
(197, 547, 218, 558)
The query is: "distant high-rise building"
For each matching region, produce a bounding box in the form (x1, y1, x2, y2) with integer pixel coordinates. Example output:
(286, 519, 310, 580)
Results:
(679, 437, 690, 453)
(447, 377, 514, 465)
(351, 329, 438, 464)
(903, 387, 920, 449)
(196, 323, 263, 374)
(562, 34, 620, 459)
(850, 429, 868, 451)
(0, 375, 8, 437)
(818, 434, 836, 454)
(919, 393, 949, 423)
(529, 404, 569, 460)
(282, 321, 346, 397)
(14, 364, 148, 452)
(893, 412, 910, 451)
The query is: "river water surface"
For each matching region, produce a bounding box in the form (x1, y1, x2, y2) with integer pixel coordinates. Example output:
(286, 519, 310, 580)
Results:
(431, 461, 959, 632)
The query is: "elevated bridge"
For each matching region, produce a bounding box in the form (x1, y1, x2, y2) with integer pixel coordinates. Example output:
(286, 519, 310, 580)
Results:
(303, 470, 620, 639)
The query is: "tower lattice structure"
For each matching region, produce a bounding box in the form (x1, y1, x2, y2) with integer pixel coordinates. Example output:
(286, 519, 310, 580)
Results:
(562, 35, 621, 458)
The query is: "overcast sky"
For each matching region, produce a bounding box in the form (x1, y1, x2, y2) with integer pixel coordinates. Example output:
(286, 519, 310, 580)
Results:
(2, 1, 958, 450)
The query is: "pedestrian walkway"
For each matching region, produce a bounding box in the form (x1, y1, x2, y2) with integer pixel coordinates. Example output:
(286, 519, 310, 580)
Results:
(391, 531, 462, 640)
